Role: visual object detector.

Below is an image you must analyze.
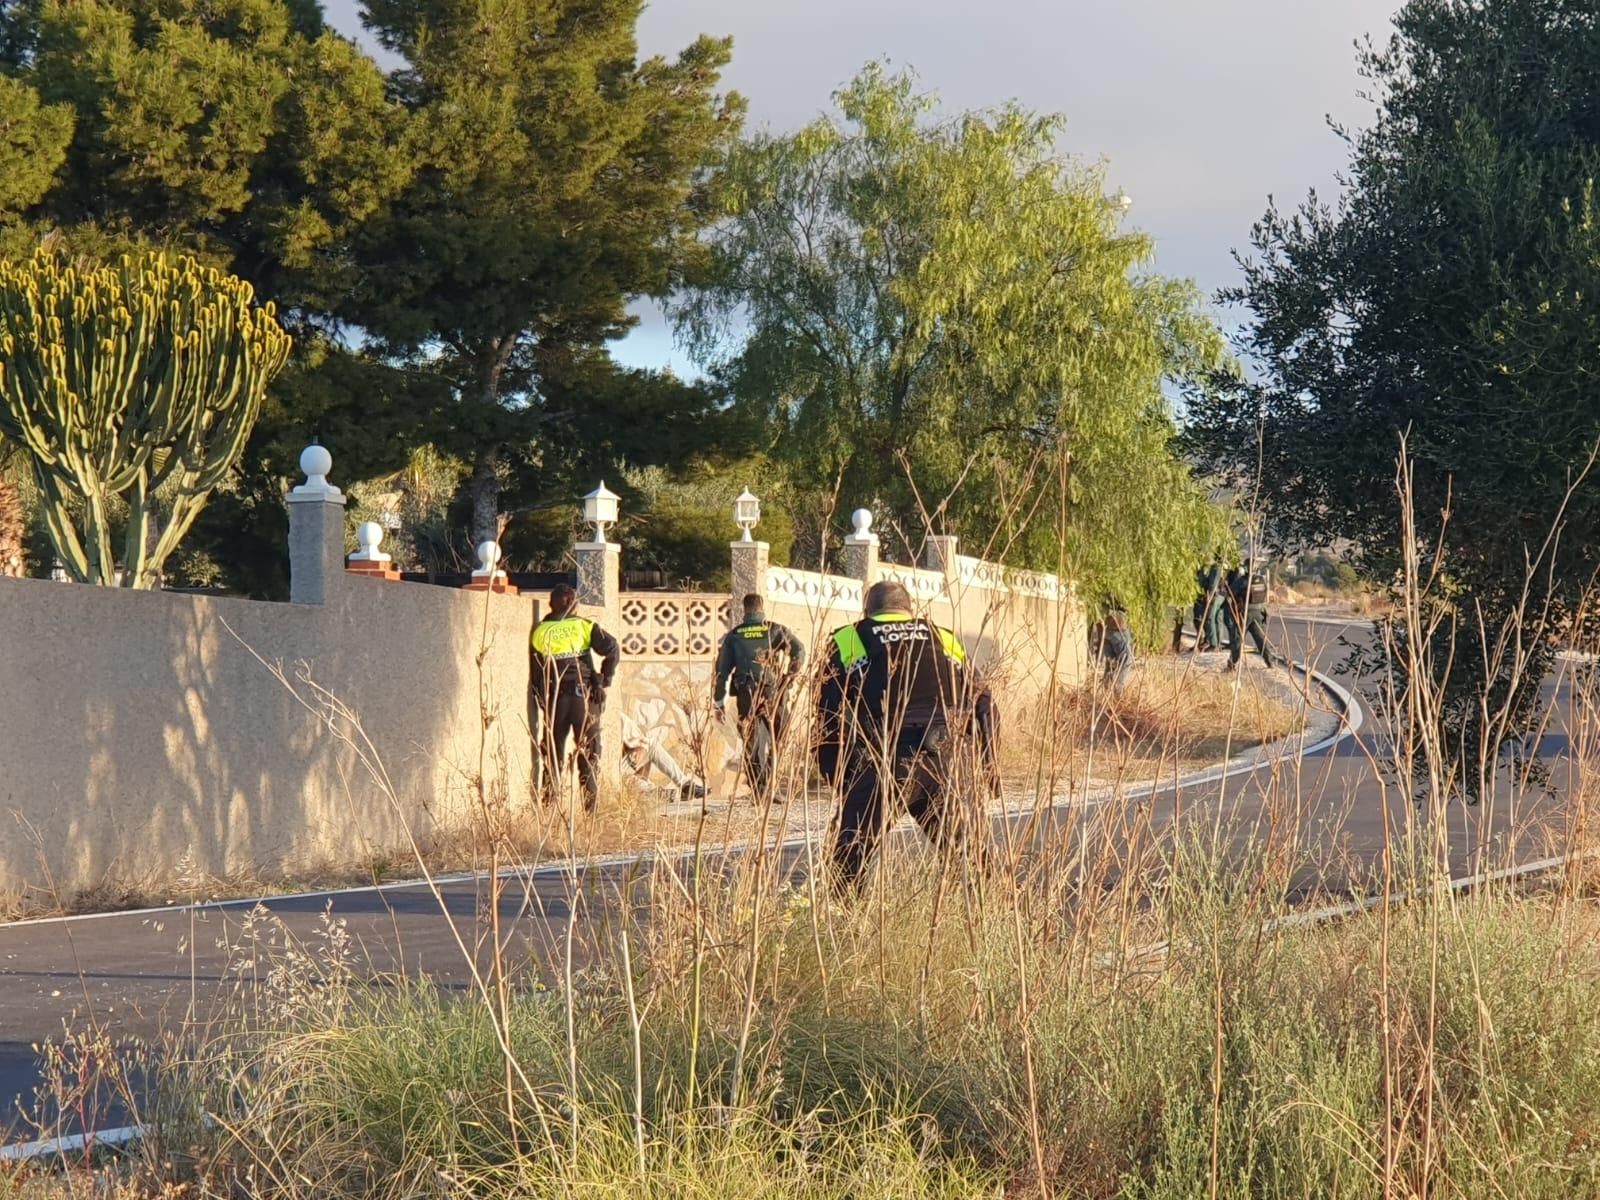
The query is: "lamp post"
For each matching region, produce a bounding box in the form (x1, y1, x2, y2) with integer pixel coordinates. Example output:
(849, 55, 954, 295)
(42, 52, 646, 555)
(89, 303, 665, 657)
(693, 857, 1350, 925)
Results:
(582, 481, 620, 545)
(574, 482, 622, 793)
(734, 488, 760, 542)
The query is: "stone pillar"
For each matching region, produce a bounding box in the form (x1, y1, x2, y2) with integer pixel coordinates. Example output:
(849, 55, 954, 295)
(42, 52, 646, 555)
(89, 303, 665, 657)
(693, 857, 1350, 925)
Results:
(574, 539, 620, 613)
(841, 507, 879, 589)
(287, 444, 347, 605)
(924, 534, 959, 580)
(730, 538, 769, 612)
(574, 536, 623, 798)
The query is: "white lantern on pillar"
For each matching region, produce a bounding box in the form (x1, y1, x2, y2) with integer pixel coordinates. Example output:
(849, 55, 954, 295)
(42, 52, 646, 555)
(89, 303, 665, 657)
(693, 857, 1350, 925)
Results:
(734, 488, 761, 541)
(582, 481, 620, 544)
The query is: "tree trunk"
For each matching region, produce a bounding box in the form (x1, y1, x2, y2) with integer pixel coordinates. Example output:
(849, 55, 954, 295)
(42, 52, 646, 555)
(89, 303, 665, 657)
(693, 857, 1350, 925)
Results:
(469, 446, 500, 547)
(468, 335, 518, 548)
(0, 476, 24, 578)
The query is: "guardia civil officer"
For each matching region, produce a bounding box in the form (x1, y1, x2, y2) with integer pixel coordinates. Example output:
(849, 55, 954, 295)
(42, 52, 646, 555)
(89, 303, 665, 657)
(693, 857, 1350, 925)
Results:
(713, 593, 805, 797)
(816, 580, 995, 893)
(1224, 563, 1276, 671)
(1196, 559, 1227, 652)
(530, 583, 620, 810)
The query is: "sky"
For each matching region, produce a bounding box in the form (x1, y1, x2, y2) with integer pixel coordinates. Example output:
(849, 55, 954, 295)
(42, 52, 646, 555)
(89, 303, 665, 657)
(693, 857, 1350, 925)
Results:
(320, 0, 1403, 373)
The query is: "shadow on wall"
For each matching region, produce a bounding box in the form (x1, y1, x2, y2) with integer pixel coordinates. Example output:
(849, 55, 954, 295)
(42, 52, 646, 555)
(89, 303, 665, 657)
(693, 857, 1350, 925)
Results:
(0, 573, 534, 899)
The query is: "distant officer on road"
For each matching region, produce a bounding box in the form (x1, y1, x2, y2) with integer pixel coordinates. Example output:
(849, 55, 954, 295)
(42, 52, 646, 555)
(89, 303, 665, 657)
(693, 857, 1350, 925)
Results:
(1225, 564, 1276, 671)
(1195, 560, 1227, 652)
(816, 580, 995, 893)
(714, 593, 805, 797)
(530, 583, 620, 810)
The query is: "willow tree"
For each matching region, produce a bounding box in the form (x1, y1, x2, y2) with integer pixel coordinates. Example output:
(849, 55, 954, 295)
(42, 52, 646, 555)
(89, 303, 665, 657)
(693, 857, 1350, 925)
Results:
(675, 64, 1226, 631)
(0, 251, 291, 586)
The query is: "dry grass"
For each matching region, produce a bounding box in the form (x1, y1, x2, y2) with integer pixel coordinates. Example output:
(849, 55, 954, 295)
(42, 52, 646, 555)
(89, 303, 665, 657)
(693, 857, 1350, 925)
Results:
(1004, 654, 1305, 784)
(14, 454, 1600, 1197)
(1274, 580, 1392, 615)
(11, 856, 1600, 1199)
(9, 608, 1600, 1195)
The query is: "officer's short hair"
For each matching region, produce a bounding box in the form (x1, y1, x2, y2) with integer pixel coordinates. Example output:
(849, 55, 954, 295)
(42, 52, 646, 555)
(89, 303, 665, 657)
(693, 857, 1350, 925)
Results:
(742, 592, 763, 613)
(549, 583, 577, 616)
(864, 580, 912, 615)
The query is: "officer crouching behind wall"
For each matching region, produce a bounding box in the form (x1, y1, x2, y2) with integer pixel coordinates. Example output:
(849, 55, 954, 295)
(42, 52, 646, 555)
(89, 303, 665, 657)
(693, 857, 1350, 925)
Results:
(816, 580, 998, 894)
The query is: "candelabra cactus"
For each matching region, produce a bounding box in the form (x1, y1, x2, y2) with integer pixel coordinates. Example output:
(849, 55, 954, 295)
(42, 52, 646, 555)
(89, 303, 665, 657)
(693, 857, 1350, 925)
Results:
(0, 251, 291, 586)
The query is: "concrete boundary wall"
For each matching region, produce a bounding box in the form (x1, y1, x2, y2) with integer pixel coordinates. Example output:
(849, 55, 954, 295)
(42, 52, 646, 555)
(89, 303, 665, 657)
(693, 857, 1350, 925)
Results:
(0, 572, 537, 898)
(762, 544, 1087, 705)
(0, 465, 1086, 898)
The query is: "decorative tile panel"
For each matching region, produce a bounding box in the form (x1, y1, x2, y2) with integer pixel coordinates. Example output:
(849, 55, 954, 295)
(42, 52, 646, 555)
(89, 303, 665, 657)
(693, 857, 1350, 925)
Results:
(617, 591, 734, 661)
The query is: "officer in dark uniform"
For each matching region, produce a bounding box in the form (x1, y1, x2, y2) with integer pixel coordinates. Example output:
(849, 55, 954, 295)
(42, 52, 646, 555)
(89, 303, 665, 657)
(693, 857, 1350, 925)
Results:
(816, 580, 995, 893)
(713, 593, 805, 797)
(1196, 560, 1226, 651)
(1225, 564, 1275, 670)
(530, 583, 620, 810)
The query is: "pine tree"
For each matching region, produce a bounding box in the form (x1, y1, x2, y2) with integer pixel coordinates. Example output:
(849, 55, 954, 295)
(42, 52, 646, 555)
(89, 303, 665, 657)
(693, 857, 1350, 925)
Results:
(348, 0, 744, 541)
(0, 0, 411, 304)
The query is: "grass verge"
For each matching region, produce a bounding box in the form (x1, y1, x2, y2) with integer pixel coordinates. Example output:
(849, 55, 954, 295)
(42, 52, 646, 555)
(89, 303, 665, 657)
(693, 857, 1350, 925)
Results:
(10, 838, 1600, 1198)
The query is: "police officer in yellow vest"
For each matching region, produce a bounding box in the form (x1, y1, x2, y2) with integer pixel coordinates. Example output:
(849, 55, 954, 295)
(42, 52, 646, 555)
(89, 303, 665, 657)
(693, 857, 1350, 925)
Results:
(530, 583, 620, 810)
(816, 580, 995, 892)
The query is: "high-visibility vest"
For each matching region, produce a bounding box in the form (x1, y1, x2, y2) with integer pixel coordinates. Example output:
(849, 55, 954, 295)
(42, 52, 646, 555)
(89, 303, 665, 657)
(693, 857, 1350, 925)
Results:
(832, 612, 968, 671)
(531, 615, 595, 661)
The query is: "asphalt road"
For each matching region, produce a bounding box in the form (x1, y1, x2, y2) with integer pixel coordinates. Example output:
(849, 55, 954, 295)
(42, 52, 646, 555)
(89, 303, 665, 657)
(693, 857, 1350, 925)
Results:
(0, 612, 1585, 1147)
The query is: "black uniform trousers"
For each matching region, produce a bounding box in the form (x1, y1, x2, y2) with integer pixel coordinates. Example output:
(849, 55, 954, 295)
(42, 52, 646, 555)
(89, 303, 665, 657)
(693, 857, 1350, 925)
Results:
(733, 677, 787, 796)
(830, 724, 975, 892)
(1226, 604, 1274, 668)
(541, 687, 603, 809)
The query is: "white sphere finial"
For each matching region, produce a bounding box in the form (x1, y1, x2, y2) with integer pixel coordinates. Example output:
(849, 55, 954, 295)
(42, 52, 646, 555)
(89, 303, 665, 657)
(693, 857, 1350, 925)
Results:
(301, 444, 331, 479)
(851, 508, 873, 537)
(350, 520, 390, 563)
(291, 442, 342, 499)
(471, 540, 505, 580)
